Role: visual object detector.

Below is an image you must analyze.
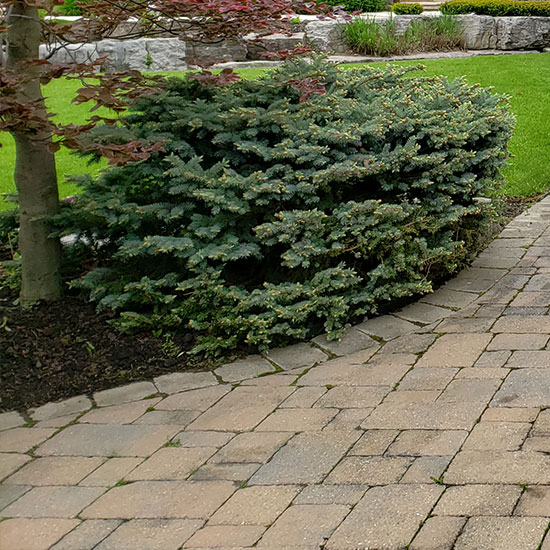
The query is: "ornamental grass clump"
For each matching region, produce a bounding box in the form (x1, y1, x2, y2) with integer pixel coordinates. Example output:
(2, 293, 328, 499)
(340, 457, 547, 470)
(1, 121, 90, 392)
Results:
(57, 56, 514, 356)
(343, 15, 465, 56)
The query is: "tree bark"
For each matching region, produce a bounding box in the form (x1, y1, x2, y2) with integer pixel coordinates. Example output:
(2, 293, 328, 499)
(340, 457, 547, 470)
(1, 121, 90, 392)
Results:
(7, 2, 62, 303)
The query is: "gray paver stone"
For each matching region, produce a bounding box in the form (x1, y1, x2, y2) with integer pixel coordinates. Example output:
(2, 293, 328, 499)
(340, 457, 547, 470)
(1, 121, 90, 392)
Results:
(326, 484, 444, 550)
(508, 350, 550, 367)
(96, 519, 202, 550)
(400, 455, 451, 484)
(515, 486, 550, 516)
(0, 412, 25, 432)
(189, 462, 260, 482)
(0, 484, 30, 512)
(0, 428, 56, 453)
(184, 525, 265, 547)
(257, 504, 349, 548)
(1, 486, 106, 518)
(312, 327, 379, 356)
(326, 456, 412, 485)
(153, 372, 217, 394)
(355, 315, 418, 340)
(249, 431, 360, 485)
(0, 518, 79, 550)
(461, 422, 530, 451)
(214, 355, 275, 382)
(445, 451, 550, 485)
(362, 401, 486, 431)
(387, 429, 467, 456)
(493, 369, 550, 408)
(294, 484, 367, 506)
(30, 395, 92, 422)
(210, 485, 300, 525)
(35, 424, 179, 457)
(187, 387, 293, 432)
(492, 315, 550, 333)
(94, 382, 158, 407)
(4, 456, 104, 486)
(398, 368, 458, 391)
(382, 333, 437, 355)
(265, 343, 328, 370)
(79, 399, 161, 425)
(156, 385, 230, 411)
(410, 516, 466, 550)
(434, 485, 522, 516)
(488, 334, 549, 351)
(349, 430, 399, 456)
(421, 288, 479, 309)
(454, 516, 548, 550)
(79, 457, 142, 487)
(124, 447, 217, 481)
(254, 408, 337, 431)
(0, 453, 32, 482)
(51, 520, 122, 550)
(81, 480, 236, 519)
(281, 387, 327, 408)
(299, 358, 409, 387)
(396, 302, 454, 324)
(438, 379, 501, 403)
(416, 333, 492, 367)
(210, 432, 291, 464)
(314, 386, 389, 409)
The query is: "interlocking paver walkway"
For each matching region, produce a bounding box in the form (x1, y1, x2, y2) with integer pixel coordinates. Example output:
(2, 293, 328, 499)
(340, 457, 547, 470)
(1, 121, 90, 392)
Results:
(3, 197, 550, 549)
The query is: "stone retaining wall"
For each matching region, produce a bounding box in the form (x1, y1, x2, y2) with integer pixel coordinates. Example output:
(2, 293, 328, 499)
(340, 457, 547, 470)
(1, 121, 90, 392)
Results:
(305, 15, 550, 52)
(39, 15, 550, 71)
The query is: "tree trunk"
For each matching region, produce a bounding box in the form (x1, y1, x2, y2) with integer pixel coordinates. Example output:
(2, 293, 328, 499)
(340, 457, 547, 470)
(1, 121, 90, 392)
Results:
(7, 2, 62, 303)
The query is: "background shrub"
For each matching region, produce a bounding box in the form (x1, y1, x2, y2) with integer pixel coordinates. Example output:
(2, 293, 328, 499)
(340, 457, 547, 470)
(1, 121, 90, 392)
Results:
(441, 0, 550, 15)
(58, 0, 84, 15)
(392, 2, 424, 13)
(324, 0, 387, 13)
(57, 56, 513, 356)
(343, 15, 464, 55)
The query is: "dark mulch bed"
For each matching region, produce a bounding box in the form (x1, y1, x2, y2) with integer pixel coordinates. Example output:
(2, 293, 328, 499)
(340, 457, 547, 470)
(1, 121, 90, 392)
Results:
(0, 289, 221, 412)
(0, 194, 543, 413)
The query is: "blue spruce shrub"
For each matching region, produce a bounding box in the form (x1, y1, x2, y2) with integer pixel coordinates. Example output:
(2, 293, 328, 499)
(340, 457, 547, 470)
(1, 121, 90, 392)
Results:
(57, 56, 514, 355)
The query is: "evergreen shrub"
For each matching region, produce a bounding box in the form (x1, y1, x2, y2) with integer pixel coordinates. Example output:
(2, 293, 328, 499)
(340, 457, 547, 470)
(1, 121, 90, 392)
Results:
(325, 0, 387, 13)
(392, 2, 424, 13)
(59, 0, 84, 15)
(57, 56, 513, 356)
(441, 0, 550, 15)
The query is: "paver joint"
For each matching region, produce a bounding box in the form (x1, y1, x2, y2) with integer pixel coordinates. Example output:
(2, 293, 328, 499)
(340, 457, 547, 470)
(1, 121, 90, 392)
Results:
(3, 197, 550, 549)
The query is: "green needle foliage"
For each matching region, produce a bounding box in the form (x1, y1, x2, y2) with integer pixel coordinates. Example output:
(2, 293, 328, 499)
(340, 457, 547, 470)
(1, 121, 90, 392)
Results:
(55, 56, 514, 356)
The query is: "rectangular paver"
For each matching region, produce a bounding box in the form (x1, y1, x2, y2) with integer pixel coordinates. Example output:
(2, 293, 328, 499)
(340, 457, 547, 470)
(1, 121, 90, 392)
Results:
(445, 451, 550, 484)
(209, 485, 299, 525)
(454, 517, 548, 550)
(51, 520, 122, 550)
(124, 447, 217, 481)
(36, 424, 179, 457)
(416, 334, 492, 367)
(434, 485, 522, 516)
(1, 486, 106, 518)
(249, 431, 360, 485)
(0, 518, 79, 550)
(81, 481, 236, 519)
(4, 457, 104, 486)
(362, 401, 486, 431)
(257, 504, 349, 548)
(96, 519, 202, 550)
(326, 484, 444, 550)
(187, 387, 293, 432)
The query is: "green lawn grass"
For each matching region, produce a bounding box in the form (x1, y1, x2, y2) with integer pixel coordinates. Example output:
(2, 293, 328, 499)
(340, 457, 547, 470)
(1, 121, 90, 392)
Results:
(1, 52, 548, 211)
